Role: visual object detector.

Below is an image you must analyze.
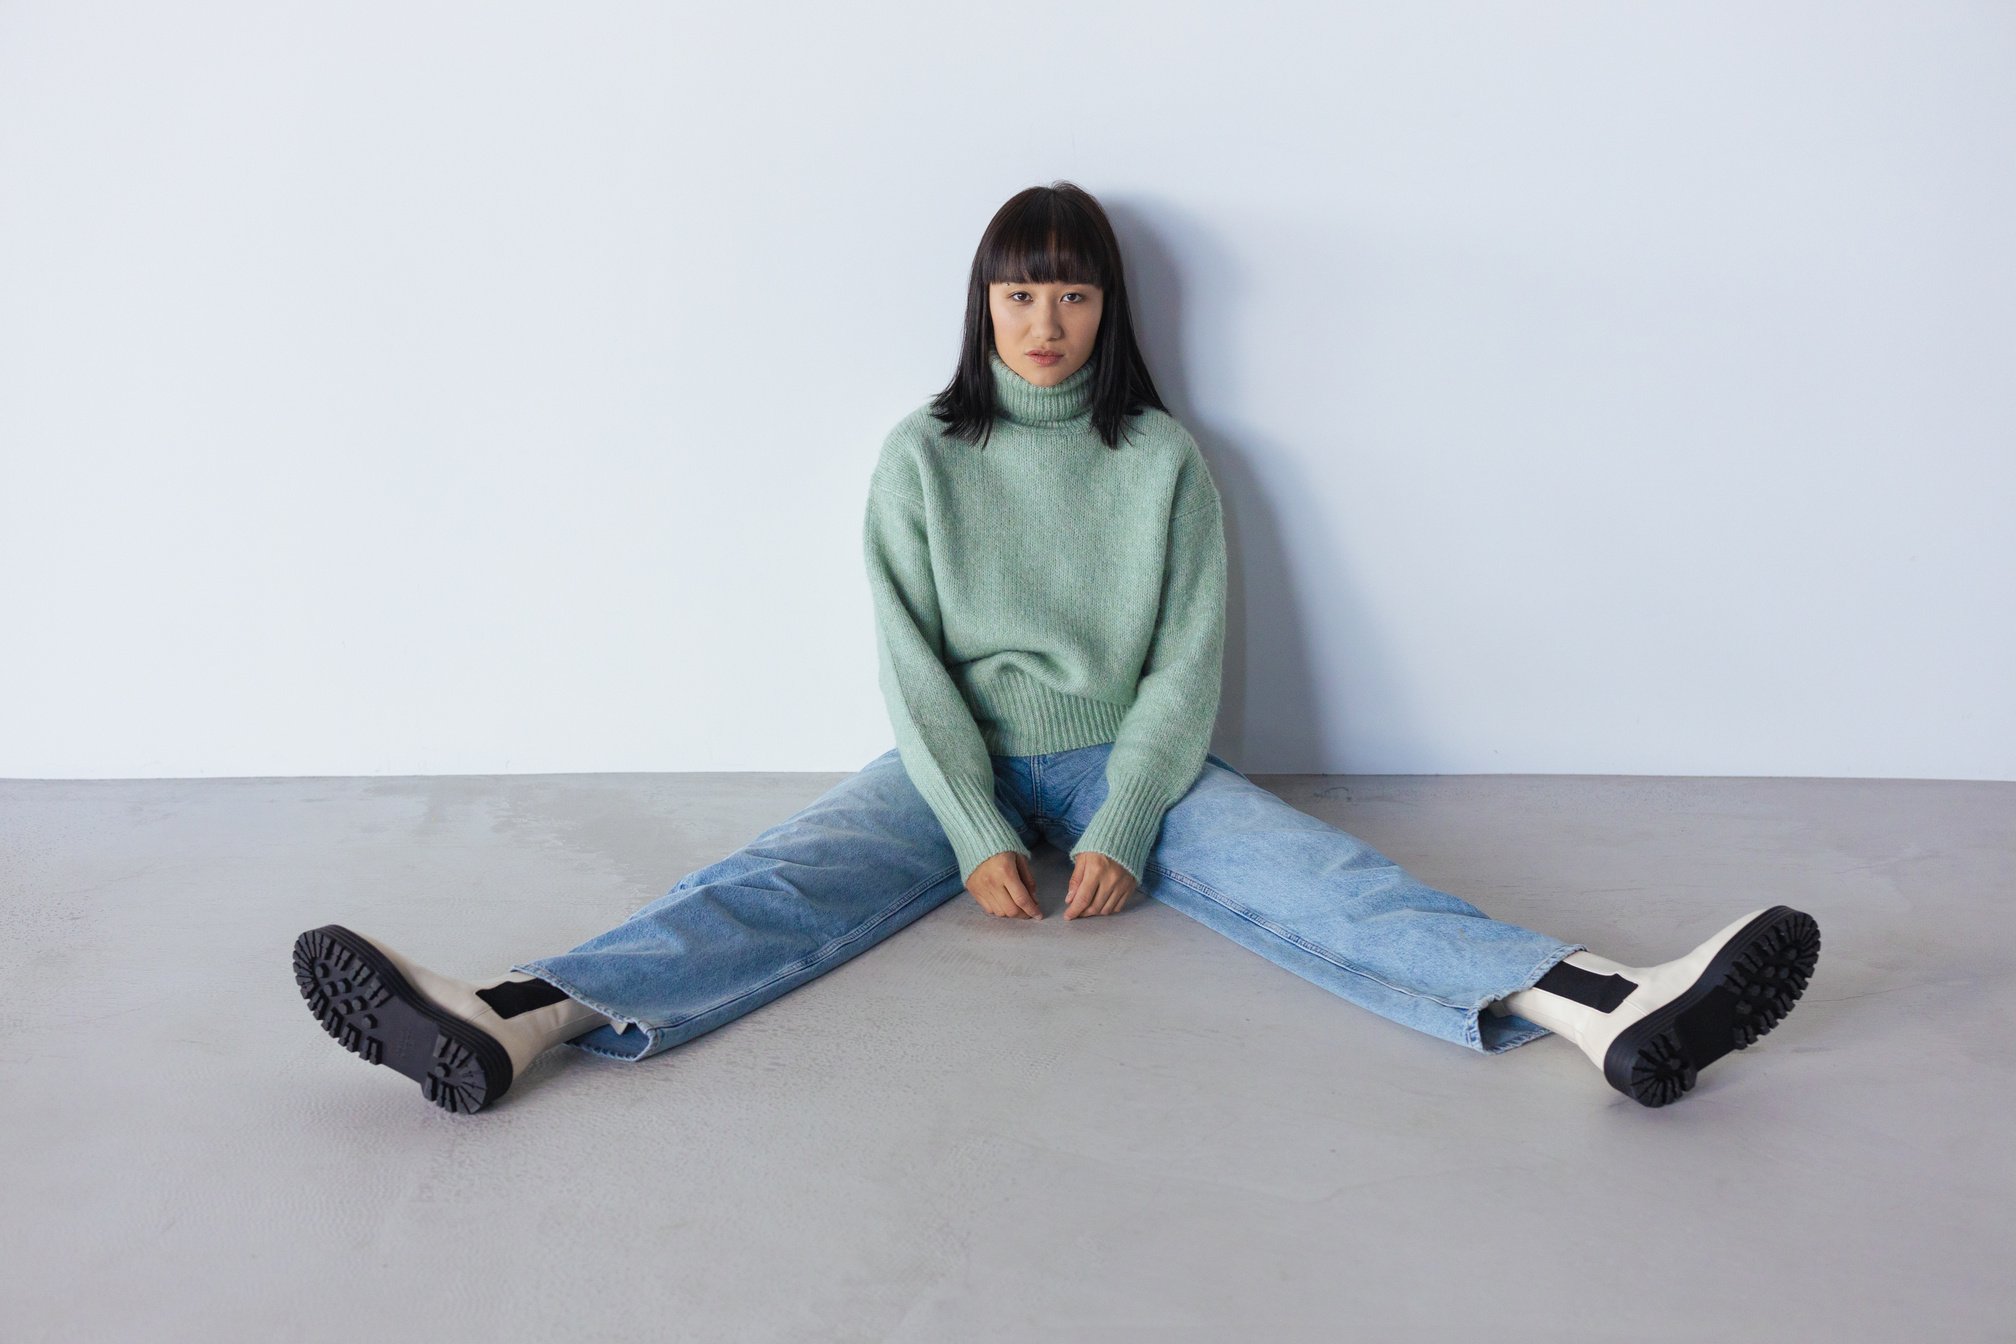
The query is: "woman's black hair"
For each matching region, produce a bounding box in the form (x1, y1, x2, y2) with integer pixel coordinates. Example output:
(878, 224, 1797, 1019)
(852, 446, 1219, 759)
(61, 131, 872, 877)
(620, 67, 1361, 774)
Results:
(928, 181, 1167, 451)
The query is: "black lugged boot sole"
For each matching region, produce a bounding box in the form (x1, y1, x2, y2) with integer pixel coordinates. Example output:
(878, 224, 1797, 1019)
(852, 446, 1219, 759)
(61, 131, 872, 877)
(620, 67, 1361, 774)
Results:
(1602, 906, 1822, 1108)
(292, 924, 514, 1114)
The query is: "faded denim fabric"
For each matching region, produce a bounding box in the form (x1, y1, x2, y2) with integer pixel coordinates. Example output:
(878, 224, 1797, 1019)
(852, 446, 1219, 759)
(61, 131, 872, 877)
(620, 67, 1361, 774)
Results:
(515, 743, 1585, 1061)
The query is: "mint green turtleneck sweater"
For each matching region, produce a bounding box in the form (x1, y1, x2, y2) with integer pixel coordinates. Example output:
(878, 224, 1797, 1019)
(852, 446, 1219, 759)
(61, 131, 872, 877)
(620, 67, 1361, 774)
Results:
(862, 351, 1227, 887)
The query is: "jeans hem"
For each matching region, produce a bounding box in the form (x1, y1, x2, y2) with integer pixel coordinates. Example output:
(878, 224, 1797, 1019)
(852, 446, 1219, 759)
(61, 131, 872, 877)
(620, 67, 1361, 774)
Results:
(1465, 942, 1589, 1054)
(507, 963, 660, 1060)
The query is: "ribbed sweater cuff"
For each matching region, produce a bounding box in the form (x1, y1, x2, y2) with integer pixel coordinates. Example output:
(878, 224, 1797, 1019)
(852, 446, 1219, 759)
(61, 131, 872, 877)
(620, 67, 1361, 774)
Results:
(1068, 774, 1173, 886)
(928, 774, 1030, 887)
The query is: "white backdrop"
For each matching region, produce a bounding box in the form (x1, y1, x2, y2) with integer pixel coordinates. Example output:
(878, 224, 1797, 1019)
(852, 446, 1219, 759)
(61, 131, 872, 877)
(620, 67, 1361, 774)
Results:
(2, 1, 2009, 781)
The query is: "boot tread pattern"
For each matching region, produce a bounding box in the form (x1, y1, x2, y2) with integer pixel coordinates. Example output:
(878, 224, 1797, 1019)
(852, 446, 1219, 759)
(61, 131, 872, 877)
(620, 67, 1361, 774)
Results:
(1609, 906, 1821, 1108)
(292, 925, 511, 1115)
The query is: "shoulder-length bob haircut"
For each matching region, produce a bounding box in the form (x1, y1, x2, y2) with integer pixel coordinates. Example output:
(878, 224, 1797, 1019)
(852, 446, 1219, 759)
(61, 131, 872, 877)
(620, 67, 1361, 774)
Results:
(929, 181, 1168, 451)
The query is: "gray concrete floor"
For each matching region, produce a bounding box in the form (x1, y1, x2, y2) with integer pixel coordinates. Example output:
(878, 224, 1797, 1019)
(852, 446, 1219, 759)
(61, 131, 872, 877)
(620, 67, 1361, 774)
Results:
(1, 770, 2010, 1343)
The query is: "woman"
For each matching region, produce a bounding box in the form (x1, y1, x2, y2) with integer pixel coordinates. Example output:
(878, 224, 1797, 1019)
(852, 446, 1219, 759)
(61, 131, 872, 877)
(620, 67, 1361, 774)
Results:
(293, 182, 1821, 1114)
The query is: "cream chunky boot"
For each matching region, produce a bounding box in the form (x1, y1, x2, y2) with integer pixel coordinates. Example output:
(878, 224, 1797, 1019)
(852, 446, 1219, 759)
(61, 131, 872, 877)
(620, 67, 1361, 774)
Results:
(293, 924, 626, 1114)
(1492, 906, 1821, 1107)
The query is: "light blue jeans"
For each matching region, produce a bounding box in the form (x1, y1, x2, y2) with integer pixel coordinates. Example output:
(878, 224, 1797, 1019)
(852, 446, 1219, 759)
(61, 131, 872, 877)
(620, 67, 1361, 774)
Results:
(513, 743, 1586, 1061)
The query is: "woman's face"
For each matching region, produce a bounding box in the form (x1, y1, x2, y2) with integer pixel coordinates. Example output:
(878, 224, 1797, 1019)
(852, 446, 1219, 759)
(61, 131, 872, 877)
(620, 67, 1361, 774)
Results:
(988, 280, 1104, 386)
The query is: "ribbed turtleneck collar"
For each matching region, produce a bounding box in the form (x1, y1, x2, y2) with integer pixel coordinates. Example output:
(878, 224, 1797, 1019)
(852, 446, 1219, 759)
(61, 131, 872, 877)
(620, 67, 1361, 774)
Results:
(989, 350, 1094, 428)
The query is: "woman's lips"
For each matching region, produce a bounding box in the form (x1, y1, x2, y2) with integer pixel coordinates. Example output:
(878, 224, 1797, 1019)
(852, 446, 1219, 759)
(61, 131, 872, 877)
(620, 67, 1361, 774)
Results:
(1027, 351, 1062, 365)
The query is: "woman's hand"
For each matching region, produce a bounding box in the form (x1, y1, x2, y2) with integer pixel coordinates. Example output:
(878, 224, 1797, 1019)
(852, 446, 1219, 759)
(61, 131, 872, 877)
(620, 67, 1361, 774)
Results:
(968, 851, 1042, 919)
(1065, 852, 1137, 919)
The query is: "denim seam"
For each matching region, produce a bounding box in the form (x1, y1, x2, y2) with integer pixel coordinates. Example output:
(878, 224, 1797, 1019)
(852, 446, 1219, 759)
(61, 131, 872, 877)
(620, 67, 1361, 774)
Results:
(1057, 822, 1487, 1013)
(641, 862, 962, 1039)
(569, 1035, 653, 1062)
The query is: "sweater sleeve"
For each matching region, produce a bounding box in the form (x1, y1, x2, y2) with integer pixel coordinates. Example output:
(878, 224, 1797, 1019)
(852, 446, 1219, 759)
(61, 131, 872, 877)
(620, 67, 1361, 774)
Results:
(862, 471, 1031, 887)
(1068, 451, 1227, 885)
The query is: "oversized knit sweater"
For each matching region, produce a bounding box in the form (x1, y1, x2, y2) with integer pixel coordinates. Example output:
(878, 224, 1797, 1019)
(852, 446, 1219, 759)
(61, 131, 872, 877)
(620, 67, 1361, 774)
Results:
(862, 350, 1227, 887)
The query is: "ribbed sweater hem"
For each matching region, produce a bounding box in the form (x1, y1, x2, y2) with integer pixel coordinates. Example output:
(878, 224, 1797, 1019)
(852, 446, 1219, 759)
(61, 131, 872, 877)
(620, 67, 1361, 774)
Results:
(963, 669, 1133, 757)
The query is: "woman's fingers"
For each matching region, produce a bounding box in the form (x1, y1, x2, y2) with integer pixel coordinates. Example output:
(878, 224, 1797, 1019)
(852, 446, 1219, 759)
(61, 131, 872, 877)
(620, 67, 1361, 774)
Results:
(972, 851, 1146, 920)
(968, 851, 1041, 919)
(1068, 864, 1109, 917)
(1066, 865, 1092, 917)
(971, 867, 1040, 918)
(1064, 853, 1136, 918)
(1012, 854, 1043, 919)
(1007, 864, 1041, 919)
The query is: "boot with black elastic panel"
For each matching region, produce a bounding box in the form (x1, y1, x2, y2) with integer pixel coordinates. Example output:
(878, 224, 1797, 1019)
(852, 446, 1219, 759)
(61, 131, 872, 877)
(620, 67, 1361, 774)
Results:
(292, 924, 631, 1114)
(1488, 906, 1822, 1107)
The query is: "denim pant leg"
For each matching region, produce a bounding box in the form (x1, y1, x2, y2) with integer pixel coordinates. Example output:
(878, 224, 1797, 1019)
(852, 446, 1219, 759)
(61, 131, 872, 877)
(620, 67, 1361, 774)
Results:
(1042, 743, 1587, 1054)
(510, 746, 1023, 1062)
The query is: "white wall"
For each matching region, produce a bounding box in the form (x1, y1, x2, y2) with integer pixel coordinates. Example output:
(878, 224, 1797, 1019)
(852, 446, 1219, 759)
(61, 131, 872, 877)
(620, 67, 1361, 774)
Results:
(2, 1, 2009, 781)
